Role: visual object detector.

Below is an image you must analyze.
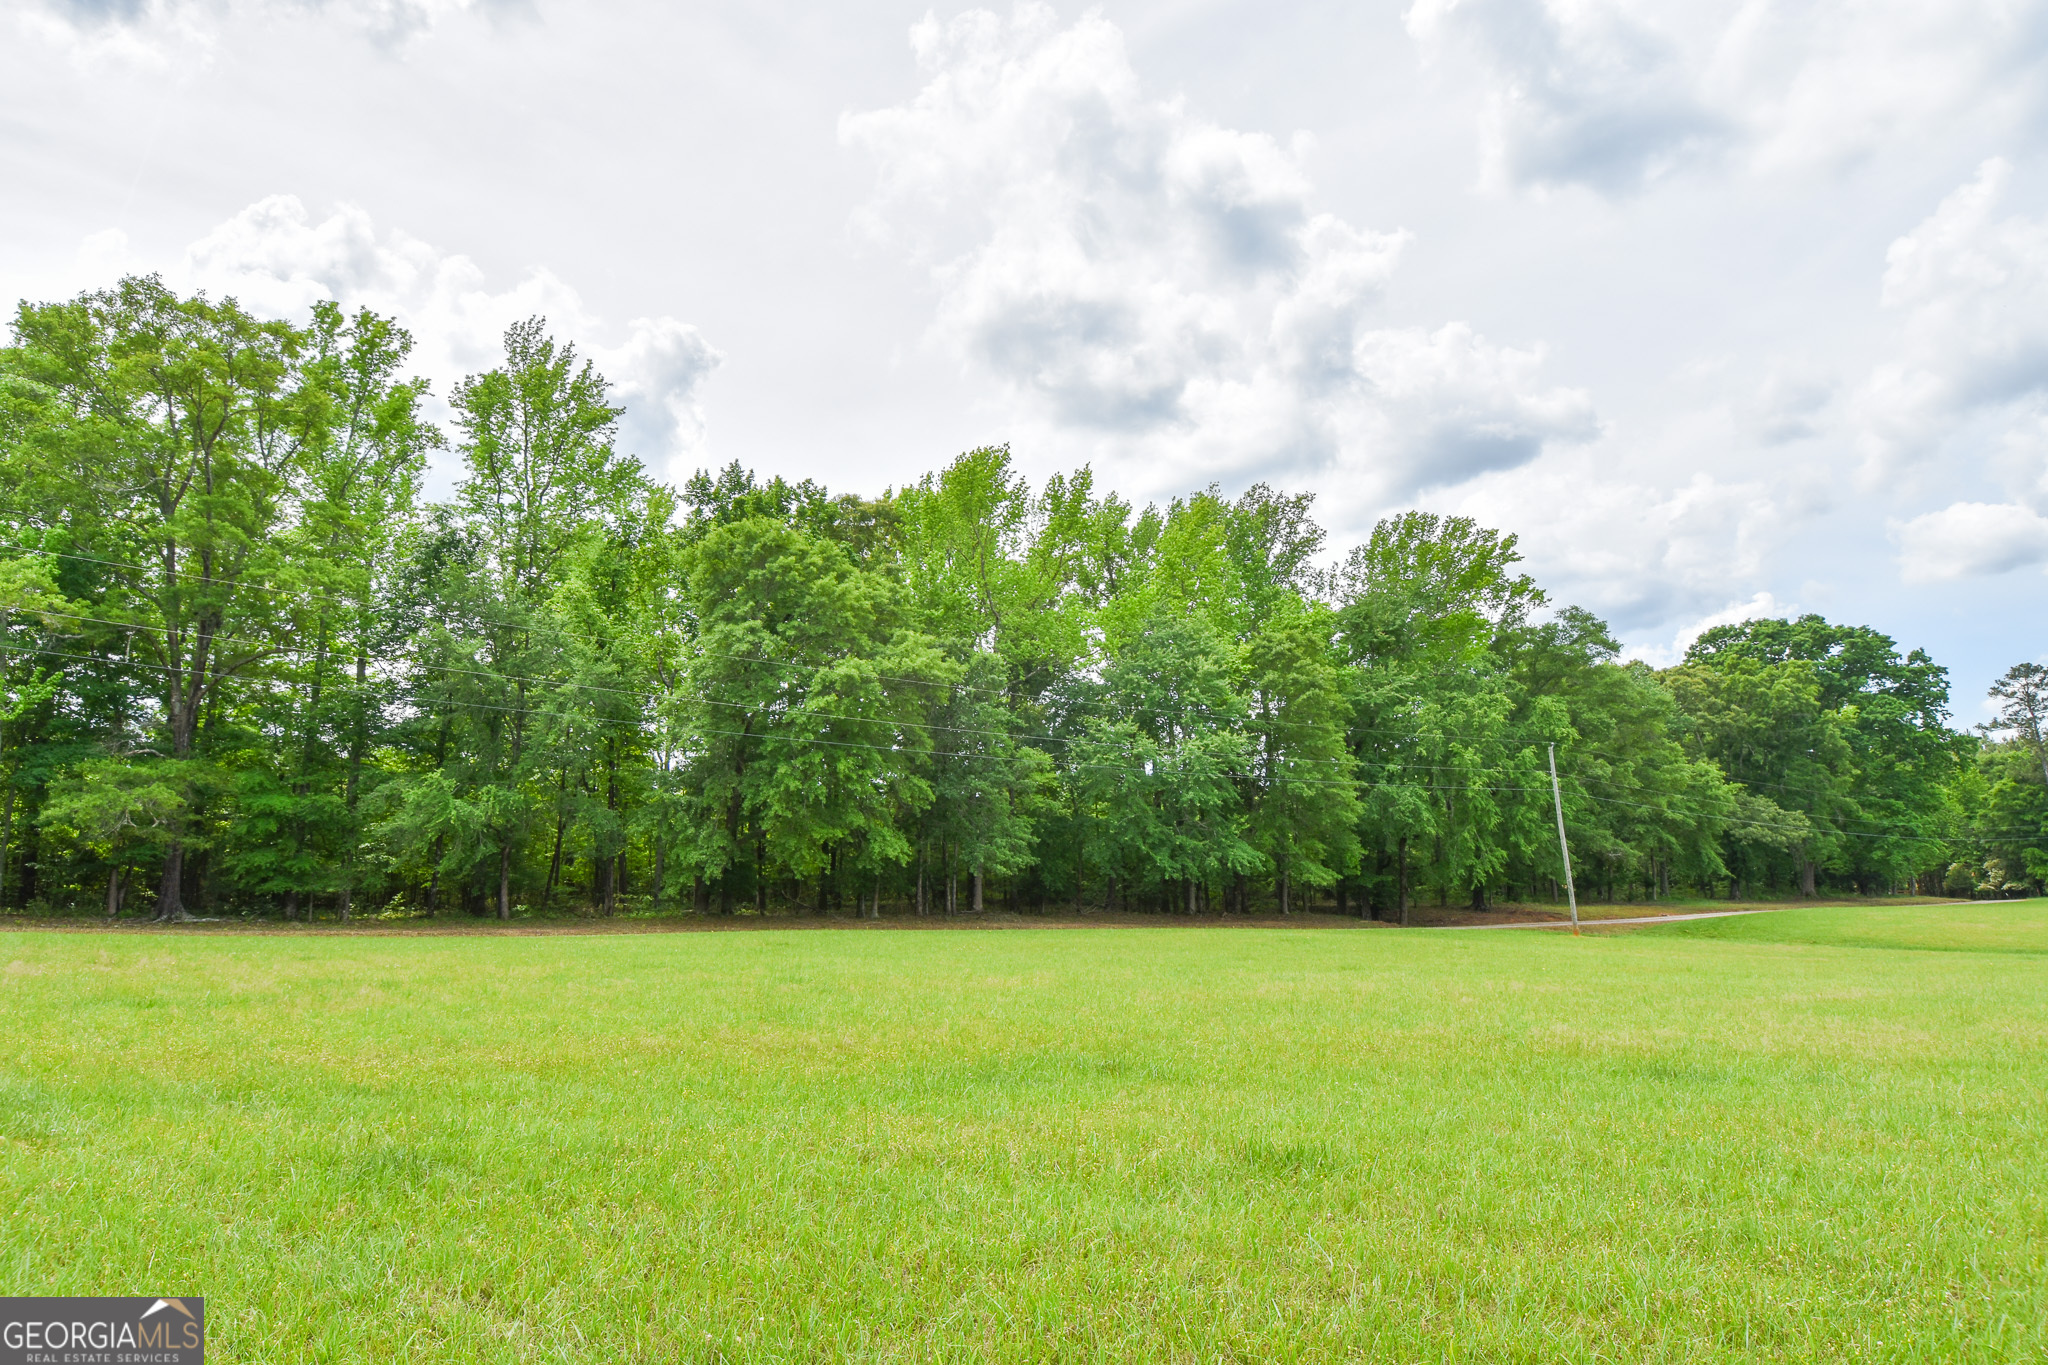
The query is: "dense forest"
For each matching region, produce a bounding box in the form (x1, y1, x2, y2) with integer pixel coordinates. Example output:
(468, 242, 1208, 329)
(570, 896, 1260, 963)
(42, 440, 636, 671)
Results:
(0, 278, 2043, 922)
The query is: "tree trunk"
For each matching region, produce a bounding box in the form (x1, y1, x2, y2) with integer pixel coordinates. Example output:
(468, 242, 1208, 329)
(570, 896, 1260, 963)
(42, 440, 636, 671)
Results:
(543, 813, 565, 910)
(284, 888, 299, 922)
(604, 747, 622, 915)
(693, 872, 707, 914)
(0, 778, 12, 909)
(17, 810, 35, 910)
(154, 597, 207, 924)
(156, 842, 186, 923)
(1398, 836, 1410, 928)
(652, 842, 666, 911)
(338, 649, 368, 924)
(1799, 858, 1816, 898)
(104, 866, 124, 920)
(1279, 871, 1291, 915)
(971, 869, 984, 914)
(498, 844, 512, 920)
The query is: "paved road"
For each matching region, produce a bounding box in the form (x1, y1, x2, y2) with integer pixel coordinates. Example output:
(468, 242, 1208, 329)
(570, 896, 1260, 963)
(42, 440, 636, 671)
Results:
(1445, 907, 1798, 930)
(1447, 902, 1974, 930)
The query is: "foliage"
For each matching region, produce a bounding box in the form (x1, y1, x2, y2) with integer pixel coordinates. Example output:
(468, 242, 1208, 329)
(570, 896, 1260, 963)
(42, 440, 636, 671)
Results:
(0, 276, 2001, 919)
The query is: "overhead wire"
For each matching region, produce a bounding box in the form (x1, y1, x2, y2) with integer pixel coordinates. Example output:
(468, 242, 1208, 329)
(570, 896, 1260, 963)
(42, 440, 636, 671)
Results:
(0, 634, 1957, 847)
(0, 542, 1980, 846)
(2, 605, 1962, 831)
(0, 538, 1969, 808)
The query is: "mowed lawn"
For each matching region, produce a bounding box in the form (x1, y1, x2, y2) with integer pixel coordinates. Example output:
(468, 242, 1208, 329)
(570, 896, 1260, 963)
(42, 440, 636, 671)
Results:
(1, 907, 2044, 1362)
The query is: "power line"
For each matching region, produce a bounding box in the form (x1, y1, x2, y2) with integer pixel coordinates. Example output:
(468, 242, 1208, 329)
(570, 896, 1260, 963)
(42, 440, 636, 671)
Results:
(3, 538, 1970, 807)
(0, 539, 1709, 753)
(0, 637, 1950, 846)
(7, 605, 1364, 763)
(7, 598, 1956, 815)
(0, 545, 1971, 845)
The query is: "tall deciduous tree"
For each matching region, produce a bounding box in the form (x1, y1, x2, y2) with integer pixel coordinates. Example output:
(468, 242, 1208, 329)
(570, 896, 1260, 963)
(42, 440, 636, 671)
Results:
(449, 317, 647, 918)
(1987, 663, 2048, 789)
(5, 277, 318, 918)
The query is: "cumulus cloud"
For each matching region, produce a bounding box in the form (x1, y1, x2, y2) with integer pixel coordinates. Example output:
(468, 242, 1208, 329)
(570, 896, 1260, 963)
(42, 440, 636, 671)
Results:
(1467, 155, 2048, 616)
(602, 317, 724, 473)
(9, 0, 214, 67)
(160, 195, 722, 472)
(1852, 159, 2048, 477)
(1451, 434, 1794, 632)
(17, 0, 503, 58)
(1620, 590, 1795, 668)
(1893, 501, 2048, 582)
(1405, 0, 1729, 192)
(1409, 0, 2048, 193)
(842, 3, 1595, 518)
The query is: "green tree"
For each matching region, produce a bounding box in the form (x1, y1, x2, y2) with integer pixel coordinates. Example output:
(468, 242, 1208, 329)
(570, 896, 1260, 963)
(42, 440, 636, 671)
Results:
(1986, 663, 2048, 789)
(1242, 608, 1359, 912)
(671, 514, 942, 914)
(1680, 616, 1959, 894)
(446, 318, 649, 918)
(1072, 610, 1258, 914)
(3, 277, 320, 918)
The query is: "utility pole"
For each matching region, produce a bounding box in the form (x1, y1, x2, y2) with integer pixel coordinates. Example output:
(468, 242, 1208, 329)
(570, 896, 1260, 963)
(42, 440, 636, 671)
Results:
(1548, 742, 1580, 936)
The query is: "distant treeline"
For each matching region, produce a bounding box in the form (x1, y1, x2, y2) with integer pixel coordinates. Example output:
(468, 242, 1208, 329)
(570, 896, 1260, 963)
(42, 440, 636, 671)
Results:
(1, 277, 2043, 922)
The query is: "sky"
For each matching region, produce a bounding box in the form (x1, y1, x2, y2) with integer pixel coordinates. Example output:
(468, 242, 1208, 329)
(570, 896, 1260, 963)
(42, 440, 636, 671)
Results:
(4, 0, 2047, 717)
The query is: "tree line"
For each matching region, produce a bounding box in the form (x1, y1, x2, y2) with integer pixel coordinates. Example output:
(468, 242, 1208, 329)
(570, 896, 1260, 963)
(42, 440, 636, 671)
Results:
(0, 278, 2041, 922)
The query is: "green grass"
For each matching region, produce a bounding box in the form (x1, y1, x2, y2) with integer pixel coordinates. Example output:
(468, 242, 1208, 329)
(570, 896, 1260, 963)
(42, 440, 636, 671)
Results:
(1629, 900, 2048, 954)
(1, 905, 2043, 1362)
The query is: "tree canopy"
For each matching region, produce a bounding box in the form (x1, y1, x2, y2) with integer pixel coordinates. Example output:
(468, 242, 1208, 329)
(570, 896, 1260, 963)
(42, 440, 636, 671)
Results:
(0, 277, 2030, 921)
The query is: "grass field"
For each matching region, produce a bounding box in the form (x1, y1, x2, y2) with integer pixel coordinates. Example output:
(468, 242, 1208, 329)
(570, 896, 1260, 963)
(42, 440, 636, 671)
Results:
(2, 904, 2043, 1361)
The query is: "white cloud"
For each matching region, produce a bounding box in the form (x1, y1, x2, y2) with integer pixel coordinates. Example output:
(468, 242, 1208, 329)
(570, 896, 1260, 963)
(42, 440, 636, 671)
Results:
(170, 195, 722, 473)
(1893, 501, 2048, 582)
(1408, 0, 2048, 193)
(1405, 0, 1729, 192)
(76, 227, 141, 281)
(1454, 442, 1788, 632)
(9, 0, 215, 69)
(1621, 590, 1795, 668)
(1852, 159, 2048, 476)
(1748, 367, 1835, 446)
(603, 317, 723, 473)
(842, 3, 1595, 517)
(19, 0, 496, 56)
